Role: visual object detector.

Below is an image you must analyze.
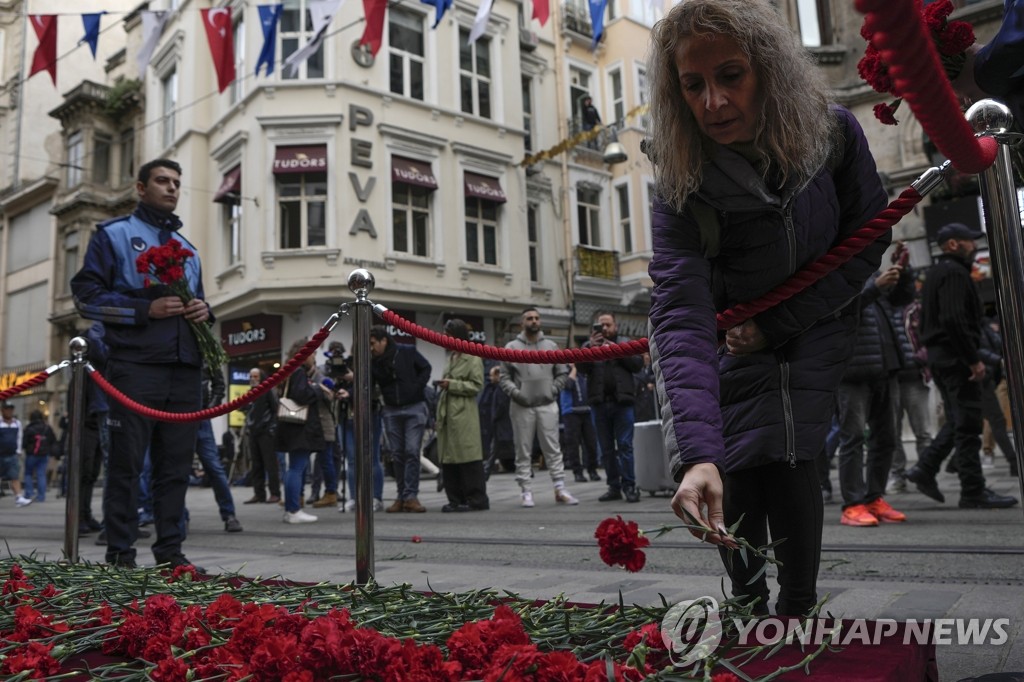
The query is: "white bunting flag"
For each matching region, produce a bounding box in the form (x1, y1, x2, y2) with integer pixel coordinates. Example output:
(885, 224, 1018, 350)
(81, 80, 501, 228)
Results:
(283, 0, 344, 78)
(137, 10, 169, 78)
(468, 0, 495, 44)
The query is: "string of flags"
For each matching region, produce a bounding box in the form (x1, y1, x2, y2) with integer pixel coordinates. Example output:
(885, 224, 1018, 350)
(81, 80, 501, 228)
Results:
(519, 102, 649, 168)
(25, 0, 624, 89)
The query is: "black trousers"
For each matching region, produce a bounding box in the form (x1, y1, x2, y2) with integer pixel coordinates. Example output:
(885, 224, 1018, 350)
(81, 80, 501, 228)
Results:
(719, 460, 823, 617)
(916, 363, 986, 497)
(442, 460, 489, 509)
(103, 361, 200, 565)
(561, 412, 600, 473)
(79, 419, 105, 523)
(249, 429, 281, 499)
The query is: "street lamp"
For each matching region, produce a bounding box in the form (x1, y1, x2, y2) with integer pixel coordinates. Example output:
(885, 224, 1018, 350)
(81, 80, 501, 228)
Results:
(602, 125, 627, 165)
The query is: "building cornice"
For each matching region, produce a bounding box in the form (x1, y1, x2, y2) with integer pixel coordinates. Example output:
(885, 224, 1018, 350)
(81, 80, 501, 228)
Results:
(0, 177, 58, 215)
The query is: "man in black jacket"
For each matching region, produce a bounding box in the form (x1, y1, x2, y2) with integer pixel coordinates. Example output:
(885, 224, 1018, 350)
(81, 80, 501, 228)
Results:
(906, 223, 1017, 509)
(578, 312, 643, 502)
(369, 326, 432, 513)
(835, 264, 914, 526)
(243, 368, 281, 504)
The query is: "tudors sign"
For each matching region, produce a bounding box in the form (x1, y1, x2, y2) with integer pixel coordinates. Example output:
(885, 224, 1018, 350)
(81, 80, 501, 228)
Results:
(220, 314, 283, 358)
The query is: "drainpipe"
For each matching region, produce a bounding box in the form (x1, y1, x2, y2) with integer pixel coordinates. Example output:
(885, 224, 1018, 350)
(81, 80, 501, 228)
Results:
(551, 7, 575, 340)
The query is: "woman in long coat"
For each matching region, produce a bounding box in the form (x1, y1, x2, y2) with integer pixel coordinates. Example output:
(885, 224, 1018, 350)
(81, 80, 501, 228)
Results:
(436, 319, 489, 512)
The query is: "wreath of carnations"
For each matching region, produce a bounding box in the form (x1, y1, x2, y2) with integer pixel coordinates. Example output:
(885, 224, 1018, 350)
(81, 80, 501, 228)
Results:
(858, 0, 975, 125)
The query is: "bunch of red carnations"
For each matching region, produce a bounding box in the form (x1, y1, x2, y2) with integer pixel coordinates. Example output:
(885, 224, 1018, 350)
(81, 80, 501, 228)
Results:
(135, 238, 228, 369)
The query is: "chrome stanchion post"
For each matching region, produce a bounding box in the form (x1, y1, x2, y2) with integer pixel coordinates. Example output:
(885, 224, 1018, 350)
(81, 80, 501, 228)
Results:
(348, 268, 376, 584)
(64, 337, 88, 563)
(967, 100, 1024, 506)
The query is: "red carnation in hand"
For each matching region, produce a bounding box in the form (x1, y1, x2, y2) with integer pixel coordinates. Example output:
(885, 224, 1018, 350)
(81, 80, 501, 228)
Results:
(595, 516, 650, 572)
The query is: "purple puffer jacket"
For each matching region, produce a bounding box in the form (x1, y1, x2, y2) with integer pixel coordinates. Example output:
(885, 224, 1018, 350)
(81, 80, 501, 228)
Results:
(649, 106, 889, 477)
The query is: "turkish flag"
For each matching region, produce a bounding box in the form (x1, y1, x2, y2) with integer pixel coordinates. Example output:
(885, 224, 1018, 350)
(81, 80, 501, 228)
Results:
(29, 15, 57, 85)
(532, 0, 549, 27)
(201, 8, 236, 93)
(359, 0, 388, 56)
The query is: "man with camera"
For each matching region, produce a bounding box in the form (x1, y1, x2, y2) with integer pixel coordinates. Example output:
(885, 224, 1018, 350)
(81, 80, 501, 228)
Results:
(309, 341, 348, 508)
(578, 312, 643, 503)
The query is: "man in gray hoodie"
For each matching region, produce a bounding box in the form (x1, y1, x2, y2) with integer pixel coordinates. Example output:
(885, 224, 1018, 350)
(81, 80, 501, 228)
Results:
(499, 308, 578, 508)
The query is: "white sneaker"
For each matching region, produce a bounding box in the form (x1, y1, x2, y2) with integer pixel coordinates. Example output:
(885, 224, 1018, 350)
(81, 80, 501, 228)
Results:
(14, 495, 32, 508)
(373, 499, 384, 512)
(343, 499, 357, 512)
(521, 491, 535, 508)
(283, 510, 318, 524)
(554, 487, 579, 505)
(885, 475, 907, 495)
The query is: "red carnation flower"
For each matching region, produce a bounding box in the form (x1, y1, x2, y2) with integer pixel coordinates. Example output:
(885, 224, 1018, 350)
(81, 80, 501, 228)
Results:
(595, 516, 650, 572)
(712, 673, 740, 682)
(0, 641, 61, 679)
(874, 102, 901, 126)
(939, 21, 975, 55)
(150, 656, 190, 682)
(923, 0, 953, 31)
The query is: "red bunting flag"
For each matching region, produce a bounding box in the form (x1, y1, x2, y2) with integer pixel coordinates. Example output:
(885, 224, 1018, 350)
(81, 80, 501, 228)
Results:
(28, 15, 57, 85)
(359, 0, 388, 56)
(532, 0, 550, 27)
(201, 8, 236, 93)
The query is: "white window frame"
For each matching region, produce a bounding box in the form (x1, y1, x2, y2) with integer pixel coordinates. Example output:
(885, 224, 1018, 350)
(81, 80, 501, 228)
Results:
(608, 66, 625, 125)
(522, 75, 534, 153)
(458, 28, 492, 119)
(464, 196, 500, 266)
(527, 203, 540, 283)
(277, 171, 328, 249)
(391, 181, 432, 258)
(280, 0, 326, 81)
(635, 64, 650, 130)
(615, 181, 632, 255)
(160, 68, 178, 149)
(388, 7, 426, 101)
(230, 15, 246, 104)
(569, 63, 597, 125)
(223, 202, 242, 266)
(66, 131, 84, 188)
(576, 185, 602, 248)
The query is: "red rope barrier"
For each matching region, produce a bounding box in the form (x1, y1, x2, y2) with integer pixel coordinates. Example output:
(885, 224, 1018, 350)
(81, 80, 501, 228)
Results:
(716, 186, 924, 328)
(378, 309, 650, 363)
(381, 186, 924, 358)
(87, 326, 333, 423)
(855, 0, 997, 175)
(0, 370, 53, 402)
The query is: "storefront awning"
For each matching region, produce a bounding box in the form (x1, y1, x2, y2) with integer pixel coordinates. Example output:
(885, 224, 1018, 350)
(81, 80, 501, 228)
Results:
(272, 145, 327, 175)
(213, 166, 241, 204)
(464, 172, 507, 204)
(392, 156, 437, 190)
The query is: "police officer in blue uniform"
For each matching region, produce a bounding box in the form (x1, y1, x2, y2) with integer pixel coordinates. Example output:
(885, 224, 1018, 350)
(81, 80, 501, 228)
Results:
(71, 158, 211, 570)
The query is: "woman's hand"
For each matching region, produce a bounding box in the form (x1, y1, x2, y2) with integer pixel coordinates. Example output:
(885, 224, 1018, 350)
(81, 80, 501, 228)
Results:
(725, 320, 767, 355)
(670, 462, 737, 548)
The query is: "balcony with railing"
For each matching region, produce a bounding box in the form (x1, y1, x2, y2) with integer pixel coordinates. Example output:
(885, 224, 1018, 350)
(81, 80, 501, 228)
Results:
(561, 3, 593, 45)
(575, 244, 619, 280)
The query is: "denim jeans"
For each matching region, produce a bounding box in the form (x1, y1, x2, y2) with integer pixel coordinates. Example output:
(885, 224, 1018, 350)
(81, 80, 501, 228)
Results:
(892, 376, 933, 475)
(381, 402, 428, 500)
(284, 450, 311, 513)
(23, 455, 48, 501)
(345, 416, 384, 502)
(592, 402, 636, 492)
(837, 377, 898, 508)
(195, 420, 236, 520)
(311, 442, 339, 497)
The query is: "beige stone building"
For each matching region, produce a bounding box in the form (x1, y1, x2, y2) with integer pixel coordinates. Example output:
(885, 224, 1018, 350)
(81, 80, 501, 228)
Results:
(2, 0, 1013, 420)
(0, 0, 137, 422)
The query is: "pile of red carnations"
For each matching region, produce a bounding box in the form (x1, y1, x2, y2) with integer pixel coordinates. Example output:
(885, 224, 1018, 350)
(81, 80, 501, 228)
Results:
(2, 558, 739, 681)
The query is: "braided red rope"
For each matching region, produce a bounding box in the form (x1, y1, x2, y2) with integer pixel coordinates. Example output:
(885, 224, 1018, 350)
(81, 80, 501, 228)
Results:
(0, 370, 53, 402)
(380, 186, 924, 358)
(716, 186, 923, 328)
(378, 309, 649, 363)
(87, 326, 333, 423)
(855, 0, 997, 175)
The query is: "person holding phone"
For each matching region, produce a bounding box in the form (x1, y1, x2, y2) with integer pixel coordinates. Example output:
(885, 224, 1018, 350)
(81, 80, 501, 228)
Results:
(577, 312, 643, 503)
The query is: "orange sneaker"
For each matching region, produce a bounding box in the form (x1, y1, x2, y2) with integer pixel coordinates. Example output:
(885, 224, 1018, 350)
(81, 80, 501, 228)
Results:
(865, 497, 906, 523)
(840, 504, 879, 527)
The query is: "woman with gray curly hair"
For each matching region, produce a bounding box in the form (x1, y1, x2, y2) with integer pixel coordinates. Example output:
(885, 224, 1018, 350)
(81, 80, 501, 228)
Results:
(646, 0, 889, 616)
